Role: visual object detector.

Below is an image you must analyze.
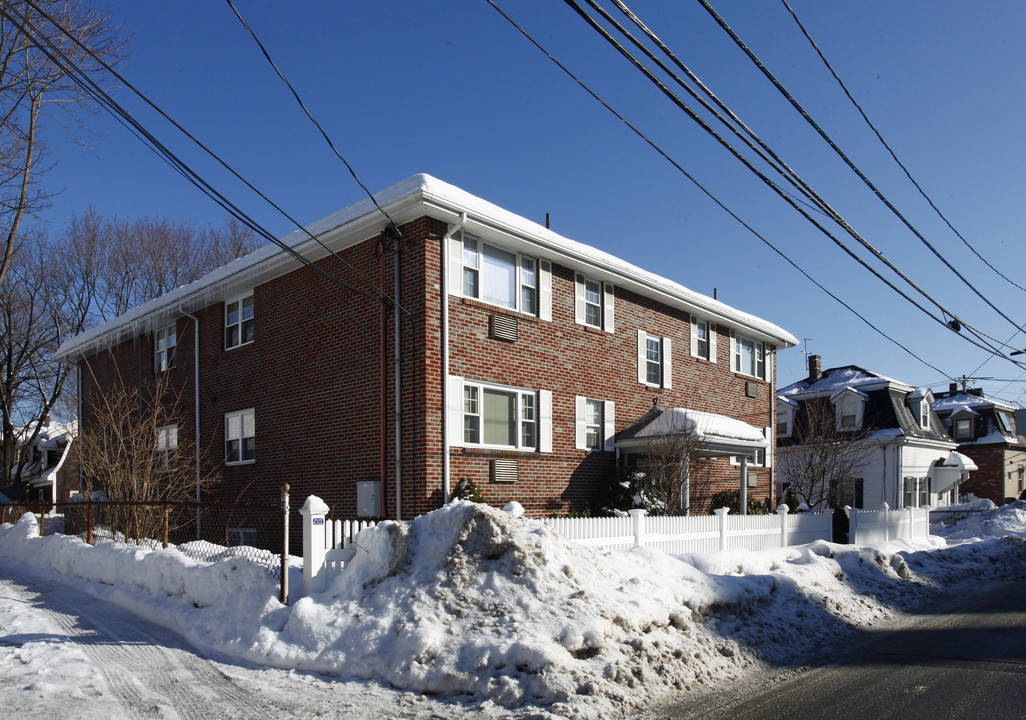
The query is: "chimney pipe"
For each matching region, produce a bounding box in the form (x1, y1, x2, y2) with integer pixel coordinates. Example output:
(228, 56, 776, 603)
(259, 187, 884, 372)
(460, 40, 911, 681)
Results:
(949, 383, 958, 394)
(808, 354, 822, 383)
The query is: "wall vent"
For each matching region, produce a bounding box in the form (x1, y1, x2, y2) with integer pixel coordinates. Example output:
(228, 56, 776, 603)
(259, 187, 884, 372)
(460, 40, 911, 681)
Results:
(489, 314, 519, 342)
(490, 458, 519, 484)
(746, 381, 759, 398)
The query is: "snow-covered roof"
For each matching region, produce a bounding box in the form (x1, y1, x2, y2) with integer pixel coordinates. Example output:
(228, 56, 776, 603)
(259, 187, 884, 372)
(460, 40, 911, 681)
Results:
(932, 392, 1014, 414)
(633, 407, 766, 444)
(56, 174, 797, 362)
(779, 365, 910, 399)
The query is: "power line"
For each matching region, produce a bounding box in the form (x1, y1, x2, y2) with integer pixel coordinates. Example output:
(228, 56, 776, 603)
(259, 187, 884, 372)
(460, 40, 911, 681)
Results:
(483, 0, 954, 380)
(12, 0, 408, 313)
(779, 0, 1026, 297)
(558, 0, 1026, 367)
(693, 0, 1025, 335)
(223, 0, 403, 240)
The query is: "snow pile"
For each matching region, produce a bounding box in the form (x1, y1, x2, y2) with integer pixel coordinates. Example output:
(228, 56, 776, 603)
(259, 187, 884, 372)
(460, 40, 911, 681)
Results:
(4, 501, 1026, 718)
(932, 500, 1026, 543)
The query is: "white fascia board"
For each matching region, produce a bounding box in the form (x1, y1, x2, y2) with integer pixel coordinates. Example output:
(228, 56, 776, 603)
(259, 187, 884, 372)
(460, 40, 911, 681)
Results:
(56, 173, 797, 362)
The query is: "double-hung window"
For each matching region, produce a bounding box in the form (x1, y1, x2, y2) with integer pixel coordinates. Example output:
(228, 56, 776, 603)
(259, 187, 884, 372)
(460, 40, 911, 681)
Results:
(733, 333, 765, 379)
(638, 331, 672, 388)
(690, 316, 716, 362)
(155, 323, 177, 372)
(155, 424, 178, 471)
(953, 417, 973, 440)
(574, 397, 615, 451)
(461, 236, 538, 315)
(463, 382, 538, 450)
(225, 293, 254, 349)
(225, 409, 255, 464)
(839, 401, 858, 430)
(575, 274, 614, 332)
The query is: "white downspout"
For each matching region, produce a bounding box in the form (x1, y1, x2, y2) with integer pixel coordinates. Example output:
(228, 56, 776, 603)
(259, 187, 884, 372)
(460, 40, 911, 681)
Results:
(394, 247, 402, 520)
(182, 310, 201, 539)
(441, 213, 467, 503)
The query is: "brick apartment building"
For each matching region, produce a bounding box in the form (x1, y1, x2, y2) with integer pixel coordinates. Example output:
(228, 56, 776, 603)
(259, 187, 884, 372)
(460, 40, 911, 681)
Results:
(932, 386, 1026, 503)
(56, 175, 797, 533)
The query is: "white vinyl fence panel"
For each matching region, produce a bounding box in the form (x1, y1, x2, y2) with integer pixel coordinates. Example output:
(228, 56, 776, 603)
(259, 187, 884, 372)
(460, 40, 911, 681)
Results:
(849, 505, 929, 546)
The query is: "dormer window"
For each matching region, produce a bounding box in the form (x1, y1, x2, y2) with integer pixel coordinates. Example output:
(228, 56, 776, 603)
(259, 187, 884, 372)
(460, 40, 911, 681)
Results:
(997, 411, 1015, 434)
(831, 388, 867, 431)
(953, 417, 973, 441)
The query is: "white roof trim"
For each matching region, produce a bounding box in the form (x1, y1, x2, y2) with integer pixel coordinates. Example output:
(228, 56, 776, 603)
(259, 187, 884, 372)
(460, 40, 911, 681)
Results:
(56, 174, 797, 362)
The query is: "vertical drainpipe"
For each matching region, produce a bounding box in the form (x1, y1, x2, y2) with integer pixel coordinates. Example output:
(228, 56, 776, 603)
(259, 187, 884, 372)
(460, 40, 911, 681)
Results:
(379, 250, 387, 518)
(394, 242, 402, 520)
(181, 310, 201, 539)
(441, 214, 467, 503)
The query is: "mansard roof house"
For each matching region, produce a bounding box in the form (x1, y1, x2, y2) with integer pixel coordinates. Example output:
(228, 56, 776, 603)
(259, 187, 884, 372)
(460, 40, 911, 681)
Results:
(932, 386, 1026, 503)
(56, 175, 797, 545)
(777, 356, 962, 510)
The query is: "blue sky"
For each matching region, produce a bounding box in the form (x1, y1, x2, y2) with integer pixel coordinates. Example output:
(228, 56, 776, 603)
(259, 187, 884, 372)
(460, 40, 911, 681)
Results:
(36, 1, 1026, 404)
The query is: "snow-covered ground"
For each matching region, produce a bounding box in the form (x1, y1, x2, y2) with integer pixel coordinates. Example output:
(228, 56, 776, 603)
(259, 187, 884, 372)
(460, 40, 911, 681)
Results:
(2, 500, 1026, 719)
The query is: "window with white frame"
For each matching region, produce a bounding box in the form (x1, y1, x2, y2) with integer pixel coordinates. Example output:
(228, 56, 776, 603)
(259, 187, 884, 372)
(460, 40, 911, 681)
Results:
(839, 400, 858, 430)
(155, 323, 177, 372)
(225, 409, 255, 464)
(733, 333, 765, 379)
(690, 316, 716, 362)
(463, 382, 538, 450)
(155, 424, 178, 471)
(638, 330, 672, 388)
(919, 403, 930, 430)
(903, 476, 929, 508)
(731, 427, 772, 467)
(575, 396, 615, 451)
(461, 236, 539, 315)
(225, 293, 254, 349)
(776, 407, 791, 437)
(574, 274, 614, 332)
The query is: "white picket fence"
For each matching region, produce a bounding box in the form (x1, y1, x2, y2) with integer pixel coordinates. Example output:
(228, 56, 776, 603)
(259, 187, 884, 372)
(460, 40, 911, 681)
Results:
(541, 506, 833, 555)
(848, 505, 930, 546)
(299, 497, 933, 599)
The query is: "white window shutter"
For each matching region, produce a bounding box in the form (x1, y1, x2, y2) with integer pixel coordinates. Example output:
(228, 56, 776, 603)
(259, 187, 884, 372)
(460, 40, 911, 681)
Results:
(447, 234, 464, 296)
(690, 315, 698, 358)
(729, 329, 737, 370)
(764, 427, 772, 468)
(603, 283, 615, 333)
(709, 323, 717, 363)
(637, 330, 647, 384)
(603, 400, 616, 452)
(539, 389, 553, 453)
(663, 336, 673, 389)
(574, 395, 587, 450)
(575, 274, 586, 325)
(446, 375, 464, 447)
(766, 346, 773, 382)
(539, 260, 552, 322)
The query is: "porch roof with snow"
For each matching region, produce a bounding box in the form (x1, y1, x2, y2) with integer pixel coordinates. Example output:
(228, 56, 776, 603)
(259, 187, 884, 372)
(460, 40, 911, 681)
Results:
(55, 174, 797, 363)
(615, 405, 767, 458)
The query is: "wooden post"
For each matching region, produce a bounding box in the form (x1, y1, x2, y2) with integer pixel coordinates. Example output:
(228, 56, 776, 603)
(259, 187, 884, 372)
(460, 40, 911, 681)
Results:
(163, 503, 170, 548)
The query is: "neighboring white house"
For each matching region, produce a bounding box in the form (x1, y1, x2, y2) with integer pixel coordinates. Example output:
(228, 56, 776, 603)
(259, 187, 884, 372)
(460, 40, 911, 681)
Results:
(777, 356, 964, 509)
(16, 419, 78, 504)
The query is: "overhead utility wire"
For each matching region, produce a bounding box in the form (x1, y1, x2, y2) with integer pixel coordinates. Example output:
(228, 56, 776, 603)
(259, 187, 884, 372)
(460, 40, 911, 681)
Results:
(483, 0, 953, 380)
(557, 0, 1010, 361)
(565, 0, 1024, 363)
(694, 0, 1026, 337)
(16, 0, 407, 313)
(779, 0, 1026, 296)
(223, 0, 403, 240)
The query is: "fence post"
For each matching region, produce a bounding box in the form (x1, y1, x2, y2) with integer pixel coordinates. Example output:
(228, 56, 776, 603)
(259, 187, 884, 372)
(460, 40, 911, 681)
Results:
(163, 503, 169, 548)
(300, 495, 329, 597)
(714, 507, 729, 551)
(280, 484, 290, 605)
(87, 497, 93, 545)
(777, 504, 789, 548)
(628, 509, 647, 548)
(881, 502, 890, 542)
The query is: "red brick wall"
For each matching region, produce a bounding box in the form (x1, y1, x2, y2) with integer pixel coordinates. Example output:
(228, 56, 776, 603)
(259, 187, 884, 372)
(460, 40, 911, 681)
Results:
(78, 215, 778, 530)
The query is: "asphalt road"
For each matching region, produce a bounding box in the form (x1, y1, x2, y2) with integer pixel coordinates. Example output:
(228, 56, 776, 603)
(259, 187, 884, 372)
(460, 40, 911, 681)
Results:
(650, 579, 1026, 720)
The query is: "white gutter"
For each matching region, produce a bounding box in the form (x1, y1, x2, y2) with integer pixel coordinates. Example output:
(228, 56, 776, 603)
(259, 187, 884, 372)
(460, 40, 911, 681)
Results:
(440, 213, 467, 503)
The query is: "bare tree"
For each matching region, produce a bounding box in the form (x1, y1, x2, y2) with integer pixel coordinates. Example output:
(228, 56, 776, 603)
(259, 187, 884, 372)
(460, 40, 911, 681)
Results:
(77, 369, 219, 545)
(61, 211, 261, 321)
(0, 0, 126, 286)
(0, 234, 91, 488)
(777, 398, 874, 511)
